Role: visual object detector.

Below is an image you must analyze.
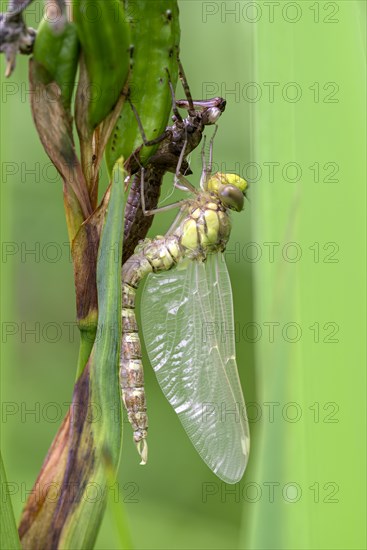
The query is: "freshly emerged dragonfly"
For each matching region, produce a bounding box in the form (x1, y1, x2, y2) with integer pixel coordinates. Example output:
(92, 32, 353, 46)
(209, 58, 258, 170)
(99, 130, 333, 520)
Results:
(122, 60, 226, 263)
(120, 136, 250, 484)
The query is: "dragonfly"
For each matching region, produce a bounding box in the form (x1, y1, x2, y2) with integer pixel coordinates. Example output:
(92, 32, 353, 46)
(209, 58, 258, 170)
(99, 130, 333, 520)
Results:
(120, 133, 250, 484)
(122, 59, 226, 264)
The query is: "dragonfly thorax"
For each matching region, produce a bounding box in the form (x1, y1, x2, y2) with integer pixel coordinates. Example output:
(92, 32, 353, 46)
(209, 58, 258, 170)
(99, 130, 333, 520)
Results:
(177, 194, 231, 258)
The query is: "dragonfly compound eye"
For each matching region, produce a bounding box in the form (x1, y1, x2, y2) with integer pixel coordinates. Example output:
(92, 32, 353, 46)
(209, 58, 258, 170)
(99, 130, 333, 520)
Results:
(219, 185, 245, 212)
(207, 172, 248, 194)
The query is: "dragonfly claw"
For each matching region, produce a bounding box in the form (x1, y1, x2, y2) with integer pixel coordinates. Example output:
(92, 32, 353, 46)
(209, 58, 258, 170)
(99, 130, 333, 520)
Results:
(136, 438, 148, 465)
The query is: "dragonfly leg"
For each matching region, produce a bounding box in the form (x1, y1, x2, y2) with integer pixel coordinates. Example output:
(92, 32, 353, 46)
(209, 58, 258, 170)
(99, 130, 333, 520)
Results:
(129, 99, 169, 147)
(165, 136, 198, 194)
(172, 130, 200, 194)
(207, 124, 218, 176)
(200, 125, 218, 189)
(177, 58, 196, 116)
(174, 175, 198, 194)
(174, 129, 188, 179)
(167, 75, 183, 123)
(130, 66, 188, 147)
(140, 166, 187, 216)
(200, 135, 208, 189)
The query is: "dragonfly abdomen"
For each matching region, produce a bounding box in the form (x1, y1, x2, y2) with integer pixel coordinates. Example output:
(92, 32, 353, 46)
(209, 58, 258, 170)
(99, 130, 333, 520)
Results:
(120, 235, 182, 463)
(120, 304, 148, 463)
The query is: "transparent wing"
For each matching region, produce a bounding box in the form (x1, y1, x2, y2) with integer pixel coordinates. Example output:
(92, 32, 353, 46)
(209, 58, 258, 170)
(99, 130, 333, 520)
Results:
(141, 254, 249, 484)
(204, 254, 250, 431)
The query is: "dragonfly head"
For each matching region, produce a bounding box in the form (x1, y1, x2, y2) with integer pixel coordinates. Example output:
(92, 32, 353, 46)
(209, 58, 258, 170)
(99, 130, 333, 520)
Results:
(207, 173, 248, 212)
(202, 103, 226, 125)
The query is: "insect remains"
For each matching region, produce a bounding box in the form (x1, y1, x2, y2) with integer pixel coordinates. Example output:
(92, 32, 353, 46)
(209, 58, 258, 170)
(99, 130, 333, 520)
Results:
(123, 59, 226, 263)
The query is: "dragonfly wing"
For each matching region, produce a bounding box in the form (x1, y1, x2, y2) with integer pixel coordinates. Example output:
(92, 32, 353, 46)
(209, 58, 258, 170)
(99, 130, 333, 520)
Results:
(141, 257, 249, 483)
(204, 254, 250, 440)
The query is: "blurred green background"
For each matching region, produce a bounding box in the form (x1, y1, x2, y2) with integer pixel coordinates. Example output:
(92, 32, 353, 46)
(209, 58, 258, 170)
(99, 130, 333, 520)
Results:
(1, 1, 366, 549)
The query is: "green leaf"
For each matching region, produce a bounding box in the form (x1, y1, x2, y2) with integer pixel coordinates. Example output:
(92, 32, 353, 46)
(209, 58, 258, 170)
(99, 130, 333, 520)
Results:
(0, 452, 21, 550)
(73, 0, 131, 133)
(33, 14, 80, 111)
(105, 0, 181, 173)
(59, 160, 127, 549)
(19, 162, 127, 549)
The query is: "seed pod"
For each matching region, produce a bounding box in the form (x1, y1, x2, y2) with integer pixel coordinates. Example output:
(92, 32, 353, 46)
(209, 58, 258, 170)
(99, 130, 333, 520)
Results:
(33, 12, 79, 111)
(73, 0, 131, 130)
(105, 0, 180, 174)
